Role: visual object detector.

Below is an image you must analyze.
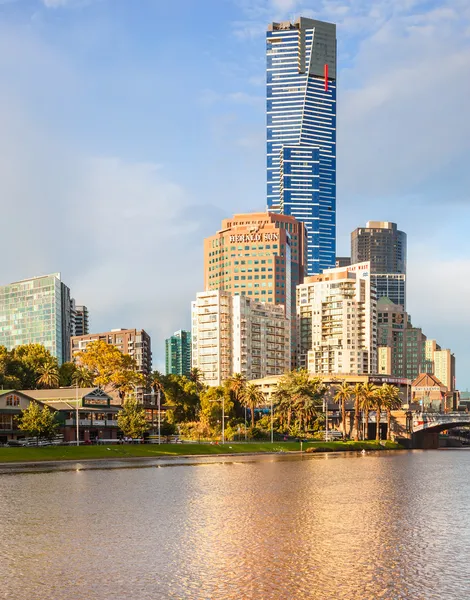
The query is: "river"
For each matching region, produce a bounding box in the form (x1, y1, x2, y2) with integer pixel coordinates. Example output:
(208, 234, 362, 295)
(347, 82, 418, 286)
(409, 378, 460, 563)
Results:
(1, 450, 469, 599)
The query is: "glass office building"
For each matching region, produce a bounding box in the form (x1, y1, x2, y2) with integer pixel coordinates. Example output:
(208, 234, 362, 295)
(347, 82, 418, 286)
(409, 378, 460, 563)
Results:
(0, 273, 72, 364)
(165, 330, 191, 376)
(351, 221, 407, 308)
(267, 17, 337, 275)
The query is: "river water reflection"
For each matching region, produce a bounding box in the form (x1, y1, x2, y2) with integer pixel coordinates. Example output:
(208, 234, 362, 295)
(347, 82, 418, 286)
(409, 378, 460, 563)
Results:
(1, 450, 469, 599)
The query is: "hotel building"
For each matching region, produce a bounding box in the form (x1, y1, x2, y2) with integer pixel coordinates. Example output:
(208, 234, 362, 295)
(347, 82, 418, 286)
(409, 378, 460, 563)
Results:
(267, 17, 337, 274)
(297, 262, 377, 375)
(191, 291, 290, 386)
(204, 212, 306, 364)
(0, 273, 73, 364)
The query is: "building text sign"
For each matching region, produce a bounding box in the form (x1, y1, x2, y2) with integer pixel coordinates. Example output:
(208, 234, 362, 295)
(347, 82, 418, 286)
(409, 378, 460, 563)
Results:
(229, 233, 279, 243)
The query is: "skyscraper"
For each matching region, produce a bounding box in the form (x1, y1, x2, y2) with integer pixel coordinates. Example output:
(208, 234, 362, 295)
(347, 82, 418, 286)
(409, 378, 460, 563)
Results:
(70, 301, 89, 337)
(351, 221, 407, 307)
(267, 17, 337, 275)
(0, 273, 72, 364)
(204, 211, 307, 365)
(165, 330, 191, 376)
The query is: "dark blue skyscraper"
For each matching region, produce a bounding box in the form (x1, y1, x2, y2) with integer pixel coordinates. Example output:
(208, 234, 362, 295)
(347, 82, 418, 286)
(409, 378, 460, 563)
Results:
(267, 17, 336, 275)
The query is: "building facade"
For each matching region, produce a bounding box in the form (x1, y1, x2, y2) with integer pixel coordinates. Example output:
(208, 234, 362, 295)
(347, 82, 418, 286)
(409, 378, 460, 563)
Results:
(0, 273, 72, 364)
(165, 330, 191, 376)
(433, 349, 455, 392)
(71, 303, 89, 337)
(71, 329, 152, 378)
(351, 221, 407, 307)
(191, 291, 290, 386)
(0, 388, 120, 444)
(267, 17, 337, 275)
(297, 264, 377, 375)
(204, 212, 307, 364)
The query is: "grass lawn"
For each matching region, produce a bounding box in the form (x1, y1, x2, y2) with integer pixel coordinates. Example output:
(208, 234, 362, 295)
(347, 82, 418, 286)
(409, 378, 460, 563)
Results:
(0, 440, 404, 463)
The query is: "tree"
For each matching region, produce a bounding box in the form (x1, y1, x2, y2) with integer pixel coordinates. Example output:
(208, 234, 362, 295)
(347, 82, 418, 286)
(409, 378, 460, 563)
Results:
(163, 375, 201, 424)
(225, 373, 247, 418)
(359, 383, 378, 441)
(189, 367, 204, 392)
(111, 355, 145, 400)
(76, 340, 127, 388)
(59, 362, 77, 387)
(152, 371, 166, 397)
(36, 359, 60, 389)
(374, 389, 383, 441)
(11, 344, 57, 389)
(380, 384, 402, 440)
(273, 370, 326, 433)
(76, 340, 144, 397)
(242, 383, 266, 428)
(117, 398, 149, 439)
(72, 366, 95, 388)
(353, 383, 362, 441)
(334, 381, 352, 438)
(199, 386, 233, 433)
(18, 402, 58, 444)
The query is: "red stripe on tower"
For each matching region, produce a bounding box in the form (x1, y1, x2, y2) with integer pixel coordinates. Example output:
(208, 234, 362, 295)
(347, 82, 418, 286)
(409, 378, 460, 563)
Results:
(324, 64, 328, 91)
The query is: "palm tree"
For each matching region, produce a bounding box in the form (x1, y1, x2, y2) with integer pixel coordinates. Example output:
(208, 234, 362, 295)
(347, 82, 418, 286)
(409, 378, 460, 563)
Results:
(353, 383, 363, 441)
(152, 371, 166, 399)
(242, 383, 265, 428)
(334, 381, 352, 439)
(72, 366, 95, 388)
(374, 390, 383, 441)
(380, 384, 402, 440)
(189, 367, 204, 392)
(226, 373, 246, 403)
(36, 360, 60, 389)
(359, 383, 378, 441)
(273, 370, 325, 434)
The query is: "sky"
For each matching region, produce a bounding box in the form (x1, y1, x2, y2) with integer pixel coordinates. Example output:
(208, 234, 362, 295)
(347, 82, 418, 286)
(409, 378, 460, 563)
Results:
(0, 0, 469, 385)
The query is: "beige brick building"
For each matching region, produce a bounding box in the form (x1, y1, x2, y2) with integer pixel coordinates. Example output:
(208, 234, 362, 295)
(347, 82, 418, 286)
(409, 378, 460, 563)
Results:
(204, 212, 307, 365)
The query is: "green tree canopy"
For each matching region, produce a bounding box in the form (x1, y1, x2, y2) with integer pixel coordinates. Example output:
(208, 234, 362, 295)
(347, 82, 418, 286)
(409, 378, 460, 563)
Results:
(18, 402, 59, 443)
(117, 398, 149, 439)
(36, 359, 60, 389)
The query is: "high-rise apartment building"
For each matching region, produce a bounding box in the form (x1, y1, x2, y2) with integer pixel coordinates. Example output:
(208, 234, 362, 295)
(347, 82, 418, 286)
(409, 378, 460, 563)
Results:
(191, 291, 290, 386)
(165, 330, 191, 376)
(434, 349, 456, 392)
(351, 221, 407, 307)
(0, 273, 72, 364)
(72, 304, 89, 337)
(376, 301, 456, 386)
(297, 263, 377, 375)
(377, 298, 426, 381)
(71, 329, 152, 378)
(267, 17, 337, 275)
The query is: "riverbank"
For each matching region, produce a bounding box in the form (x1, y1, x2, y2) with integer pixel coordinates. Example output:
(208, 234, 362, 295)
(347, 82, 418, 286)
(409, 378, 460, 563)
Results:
(0, 440, 403, 463)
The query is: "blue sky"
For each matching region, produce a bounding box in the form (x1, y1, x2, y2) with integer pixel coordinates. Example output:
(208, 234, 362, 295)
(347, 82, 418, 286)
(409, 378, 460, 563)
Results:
(0, 0, 469, 385)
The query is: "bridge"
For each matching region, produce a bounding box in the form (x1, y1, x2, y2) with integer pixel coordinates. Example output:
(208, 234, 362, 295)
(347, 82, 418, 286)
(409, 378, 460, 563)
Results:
(396, 412, 470, 448)
(412, 412, 470, 433)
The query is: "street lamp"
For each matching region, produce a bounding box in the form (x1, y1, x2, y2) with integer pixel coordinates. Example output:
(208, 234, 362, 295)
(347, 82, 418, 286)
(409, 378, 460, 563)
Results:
(323, 396, 329, 442)
(270, 395, 274, 444)
(75, 384, 79, 447)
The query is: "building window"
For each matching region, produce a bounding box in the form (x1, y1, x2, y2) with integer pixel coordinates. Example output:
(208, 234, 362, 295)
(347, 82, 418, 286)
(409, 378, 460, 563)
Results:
(5, 394, 20, 407)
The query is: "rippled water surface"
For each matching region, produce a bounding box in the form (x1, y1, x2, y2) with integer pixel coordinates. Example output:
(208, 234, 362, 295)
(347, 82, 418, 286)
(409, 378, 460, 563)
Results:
(1, 450, 470, 599)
